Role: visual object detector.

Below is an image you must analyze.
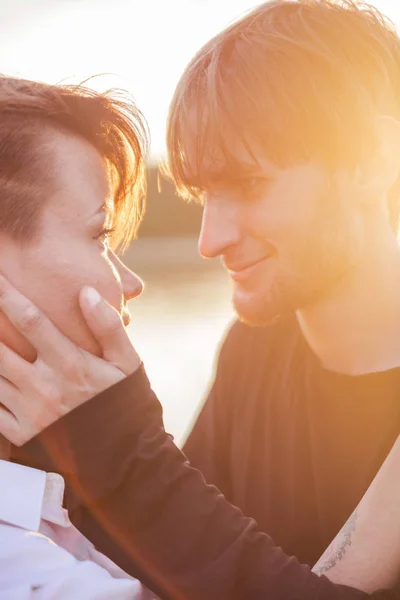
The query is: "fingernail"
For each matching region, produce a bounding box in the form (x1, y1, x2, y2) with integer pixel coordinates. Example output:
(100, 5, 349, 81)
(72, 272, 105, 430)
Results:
(83, 287, 102, 309)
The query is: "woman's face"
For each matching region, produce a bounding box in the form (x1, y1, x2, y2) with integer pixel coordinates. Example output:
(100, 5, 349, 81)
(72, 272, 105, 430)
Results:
(0, 131, 143, 360)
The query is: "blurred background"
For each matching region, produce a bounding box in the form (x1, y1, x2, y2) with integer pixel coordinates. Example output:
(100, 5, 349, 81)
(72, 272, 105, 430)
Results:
(0, 0, 399, 443)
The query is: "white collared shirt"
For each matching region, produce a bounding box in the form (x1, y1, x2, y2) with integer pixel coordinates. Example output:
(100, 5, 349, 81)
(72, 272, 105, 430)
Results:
(0, 459, 149, 599)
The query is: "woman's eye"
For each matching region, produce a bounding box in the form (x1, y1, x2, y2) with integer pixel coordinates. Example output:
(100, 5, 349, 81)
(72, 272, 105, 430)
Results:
(93, 226, 115, 246)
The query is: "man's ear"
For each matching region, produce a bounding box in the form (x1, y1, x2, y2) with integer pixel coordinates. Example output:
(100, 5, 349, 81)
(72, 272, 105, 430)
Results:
(354, 114, 400, 204)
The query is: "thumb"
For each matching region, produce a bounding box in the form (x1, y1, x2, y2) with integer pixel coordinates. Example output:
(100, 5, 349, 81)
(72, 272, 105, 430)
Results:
(79, 286, 141, 375)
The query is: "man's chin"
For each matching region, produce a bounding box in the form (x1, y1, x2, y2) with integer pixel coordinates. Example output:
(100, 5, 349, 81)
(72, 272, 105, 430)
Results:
(232, 294, 282, 328)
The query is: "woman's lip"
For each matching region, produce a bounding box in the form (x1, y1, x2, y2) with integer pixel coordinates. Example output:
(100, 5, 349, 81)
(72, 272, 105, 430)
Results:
(122, 311, 132, 327)
(228, 256, 270, 282)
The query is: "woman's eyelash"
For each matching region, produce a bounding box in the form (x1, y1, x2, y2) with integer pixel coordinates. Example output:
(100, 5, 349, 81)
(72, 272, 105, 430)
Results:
(93, 226, 116, 241)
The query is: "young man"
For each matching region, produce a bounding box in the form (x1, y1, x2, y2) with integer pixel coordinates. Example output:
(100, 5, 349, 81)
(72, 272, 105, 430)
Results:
(0, 75, 152, 598)
(169, 0, 400, 569)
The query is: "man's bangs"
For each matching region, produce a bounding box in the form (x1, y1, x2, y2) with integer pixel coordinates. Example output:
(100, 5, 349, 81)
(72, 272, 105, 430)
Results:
(166, 73, 299, 201)
(168, 110, 258, 202)
(166, 39, 330, 197)
(167, 4, 398, 192)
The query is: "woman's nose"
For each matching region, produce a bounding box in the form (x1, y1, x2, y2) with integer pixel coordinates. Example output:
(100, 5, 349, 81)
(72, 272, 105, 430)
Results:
(109, 251, 144, 301)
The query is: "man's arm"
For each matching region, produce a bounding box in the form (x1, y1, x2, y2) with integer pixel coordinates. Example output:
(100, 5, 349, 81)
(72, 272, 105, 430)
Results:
(314, 511, 359, 577)
(313, 435, 400, 592)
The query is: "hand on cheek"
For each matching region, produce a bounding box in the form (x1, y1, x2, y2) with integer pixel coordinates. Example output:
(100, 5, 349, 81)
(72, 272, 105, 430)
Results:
(0, 311, 37, 363)
(0, 277, 141, 446)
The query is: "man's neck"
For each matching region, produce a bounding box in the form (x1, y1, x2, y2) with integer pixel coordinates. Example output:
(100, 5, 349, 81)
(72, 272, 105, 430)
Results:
(297, 237, 400, 375)
(0, 435, 10, 460)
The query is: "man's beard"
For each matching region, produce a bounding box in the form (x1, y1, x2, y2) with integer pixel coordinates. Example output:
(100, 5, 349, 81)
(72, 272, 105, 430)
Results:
(233, 260, 349, 327)
(233, 214, 360, 328)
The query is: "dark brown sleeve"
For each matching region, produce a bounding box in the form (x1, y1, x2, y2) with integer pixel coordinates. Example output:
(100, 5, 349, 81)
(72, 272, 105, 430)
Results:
(16, 367, 400, 600)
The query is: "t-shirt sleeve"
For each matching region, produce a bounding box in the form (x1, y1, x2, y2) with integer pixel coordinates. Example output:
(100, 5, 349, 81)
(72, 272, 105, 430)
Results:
(17, 367, 400, 600)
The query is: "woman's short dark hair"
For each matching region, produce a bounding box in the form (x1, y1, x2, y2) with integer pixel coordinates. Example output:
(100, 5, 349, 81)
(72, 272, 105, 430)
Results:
(0, 76, 148, 250)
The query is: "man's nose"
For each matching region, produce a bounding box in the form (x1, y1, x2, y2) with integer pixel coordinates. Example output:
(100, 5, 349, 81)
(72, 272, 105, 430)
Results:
(198, 198, 241, 259)
(109, 252, 144, 301)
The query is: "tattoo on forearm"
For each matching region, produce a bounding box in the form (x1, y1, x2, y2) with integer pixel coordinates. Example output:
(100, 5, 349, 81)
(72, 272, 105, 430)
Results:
(313, 510, 358, 576)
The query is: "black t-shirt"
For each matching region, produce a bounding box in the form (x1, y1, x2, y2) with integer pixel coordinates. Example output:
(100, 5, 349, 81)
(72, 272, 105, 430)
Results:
(184, 316, 400, 566)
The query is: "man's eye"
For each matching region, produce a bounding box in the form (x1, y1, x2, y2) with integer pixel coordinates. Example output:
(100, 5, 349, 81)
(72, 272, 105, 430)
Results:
(93, 226, 116, 245)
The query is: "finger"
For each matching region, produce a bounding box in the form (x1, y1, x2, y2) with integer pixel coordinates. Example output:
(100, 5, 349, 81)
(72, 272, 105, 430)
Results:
(0, 372, 23, 412)
(0, 347, 59, 426)
(0, 274, 77, 367)
(0, 367, 66, 444)
(0, 404, 20, 445)
(79, 287, 141, 375)
(0, 342, 35, 396)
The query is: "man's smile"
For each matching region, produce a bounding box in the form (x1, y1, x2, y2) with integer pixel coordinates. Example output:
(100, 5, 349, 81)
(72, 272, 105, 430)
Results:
(224, 255, 272, 283)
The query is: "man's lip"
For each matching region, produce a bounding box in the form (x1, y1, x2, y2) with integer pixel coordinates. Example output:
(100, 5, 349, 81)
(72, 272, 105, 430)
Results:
(226, 255, 271, 282)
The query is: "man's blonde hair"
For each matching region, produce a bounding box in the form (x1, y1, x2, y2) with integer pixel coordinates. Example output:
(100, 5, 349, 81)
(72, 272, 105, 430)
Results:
(166, 0, 400, 229)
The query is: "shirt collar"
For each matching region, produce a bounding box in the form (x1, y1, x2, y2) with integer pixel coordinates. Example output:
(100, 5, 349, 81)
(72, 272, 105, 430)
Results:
(0, 460, 69, 531)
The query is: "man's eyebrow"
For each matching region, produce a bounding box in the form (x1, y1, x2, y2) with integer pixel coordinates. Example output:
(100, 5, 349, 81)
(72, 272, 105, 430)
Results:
(210, 167, 268, 185)
(184, 161, 270, 189)
(216, 159, 270, 177)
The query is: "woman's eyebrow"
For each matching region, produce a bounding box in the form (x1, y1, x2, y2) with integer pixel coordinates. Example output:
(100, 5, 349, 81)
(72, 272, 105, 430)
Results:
(91, 201, 114, 218)
(94, 203, 106, 216)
